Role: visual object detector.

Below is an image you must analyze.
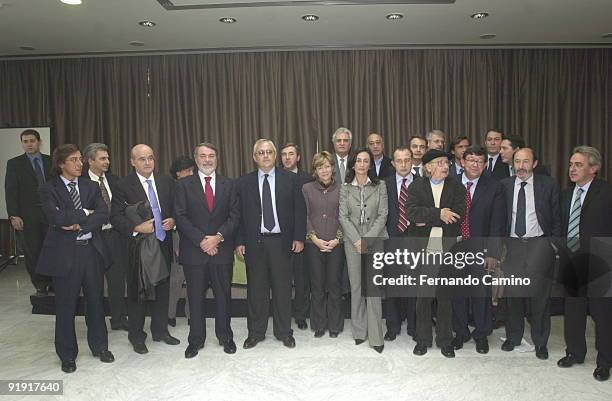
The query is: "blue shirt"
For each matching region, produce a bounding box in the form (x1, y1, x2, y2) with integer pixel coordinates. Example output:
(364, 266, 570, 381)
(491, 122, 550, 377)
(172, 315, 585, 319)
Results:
(26, 152, 45, 182)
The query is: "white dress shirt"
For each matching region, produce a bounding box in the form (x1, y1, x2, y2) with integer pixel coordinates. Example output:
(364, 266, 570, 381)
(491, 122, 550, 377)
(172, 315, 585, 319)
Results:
(89, 170, 113, 230)
(198, 170, 216, 195)
(510, 175, 544, 238)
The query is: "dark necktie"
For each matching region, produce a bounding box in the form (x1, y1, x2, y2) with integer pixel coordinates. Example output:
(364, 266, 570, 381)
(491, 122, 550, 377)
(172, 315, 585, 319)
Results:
(515, 181, 528, 237)
(34, 158, 45, 186)
(98, 176, 111, 209)
(413, 166, 420, 177)
(204, 176, 215, 211)
(460, 181, 473, 240)
(397, 178, 409, 233)
(67, 182, 82, 210)
(487, 157, 494, 174)
(262, 174, 275, 231)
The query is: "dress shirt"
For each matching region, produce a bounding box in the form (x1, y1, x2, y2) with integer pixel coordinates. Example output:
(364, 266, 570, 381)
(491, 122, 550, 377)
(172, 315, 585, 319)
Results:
(258, 167, 281, 233)
(510, 174, 544, 238)
(60, 175, 92, 240)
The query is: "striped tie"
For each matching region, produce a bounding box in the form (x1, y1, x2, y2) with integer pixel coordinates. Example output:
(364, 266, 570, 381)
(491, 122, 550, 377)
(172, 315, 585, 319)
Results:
(566, 188, 583, 252)
(68, 182, 82, 210)
(397, 178, 409, 233)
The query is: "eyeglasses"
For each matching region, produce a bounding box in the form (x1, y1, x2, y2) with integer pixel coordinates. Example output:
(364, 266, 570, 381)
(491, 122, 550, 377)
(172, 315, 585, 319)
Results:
(256, 150, 275, 157)
(464, 159, 485, 165)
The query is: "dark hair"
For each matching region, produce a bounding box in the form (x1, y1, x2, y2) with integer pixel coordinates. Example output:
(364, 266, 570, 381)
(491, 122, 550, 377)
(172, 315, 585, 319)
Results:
(279, 142, 301, 168)
(52, 144, 80, 175)
(409, 135, 427, 146)
(486, 129, 505, 139)
(504, 135, 526, 150)
(20, 129, 41, 142)
(344, 148, 379, 185)
(462, 146, 487, 161)
(392, 146, 412, 159)
(448, 135, 471, 154)
(170, 155, 196, 179)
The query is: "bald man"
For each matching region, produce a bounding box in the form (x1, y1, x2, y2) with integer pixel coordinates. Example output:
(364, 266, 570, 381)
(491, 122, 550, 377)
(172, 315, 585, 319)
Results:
(110, 144, 180, 354)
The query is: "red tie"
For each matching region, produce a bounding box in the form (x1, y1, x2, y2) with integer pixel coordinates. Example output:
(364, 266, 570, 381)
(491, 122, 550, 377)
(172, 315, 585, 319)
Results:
(460, 181, 473, 240)
(397, 178, 409, 233)
(204, 176, 214, 211)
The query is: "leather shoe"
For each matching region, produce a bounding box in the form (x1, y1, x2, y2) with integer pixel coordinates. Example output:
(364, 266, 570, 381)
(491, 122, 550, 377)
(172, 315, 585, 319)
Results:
(355, 339, 365, 345)
(373, 345, 384, 354)
(132, 342, 148, 354)
(220, 339, 237, 354)
(535, 346, 549, 360)
(475, 338, 489, 354)
(384, 331, 397, 341)
(93, 350, 115, 363)
(61, 360, 76, 373)
(110, 319, 129, 331)
(167, 318, 176, 327)
(557, 353, 584, 368)
(185, 343, 203, 359)
(451, 336, 468, 350)
(314, 330, 325, 338)
(281, 335, 296, 348)
(441, 346, 456, 358)
(296, 319, 308, 330)
(329, 332, 339, 338)
(593, 367, 610, 382)
(153, 334, 180, 345)
(501, 339, 515, 352)
(243, 337, 262, 349)
(413, 344, 428, 356)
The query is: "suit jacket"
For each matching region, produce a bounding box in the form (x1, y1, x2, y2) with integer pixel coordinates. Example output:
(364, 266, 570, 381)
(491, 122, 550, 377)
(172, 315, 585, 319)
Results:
(295, 169, 314, 188)
(174, 173, 240, 265)
(333, 153, 351, 184)
(338, 180, 389, 245)
(110, 172, 175, 256)
(5, 153, 52, 222)
(236, 168, 306, 252)
(370, 155, 395, 179)
(501, 174, 561, 238)
(36, 176, 111, 277)
(448, 159, 464, 181)
(405, 176, 466, 252)
(484, 156, 510, 181)
(462, 175, 506, 260)
(80, 169, 120, 196)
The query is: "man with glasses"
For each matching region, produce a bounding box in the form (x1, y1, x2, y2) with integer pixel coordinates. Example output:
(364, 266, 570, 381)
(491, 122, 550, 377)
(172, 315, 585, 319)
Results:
(236, 139, 306, 349)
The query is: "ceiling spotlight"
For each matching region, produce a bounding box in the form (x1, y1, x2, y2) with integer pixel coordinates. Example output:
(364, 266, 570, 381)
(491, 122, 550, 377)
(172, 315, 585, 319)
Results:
(60, 0, 83, 5)
(479, 33, 496, 39)
(302, 14, 319, 22)
(129, 41, 145, 47)
(219, 17, 236, 24)
(386, 13, 404, 21)
(138, 20, 156, 28)
(602, 33, 612, 38)
(471, 12, 489, 19)
(19, 45, 35, 51)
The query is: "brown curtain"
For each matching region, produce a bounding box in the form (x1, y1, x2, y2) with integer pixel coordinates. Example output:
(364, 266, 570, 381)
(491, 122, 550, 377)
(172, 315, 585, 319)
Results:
(1, 48, 610, 184)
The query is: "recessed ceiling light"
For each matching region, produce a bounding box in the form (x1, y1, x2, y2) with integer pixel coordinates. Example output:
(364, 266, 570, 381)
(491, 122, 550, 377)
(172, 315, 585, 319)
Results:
(471, 12, 489, 19)
(386, 13, 404, 21)
(302, 14, 319, 22)
(602, 33, 612, 38)
(129, 41, 145, 47)
(60, 0, 83, 5)
(19, 45, 35, 51)
(219, 17, 236, 24)
(138, 20, 156, 28)
(479, 33, 496, 39)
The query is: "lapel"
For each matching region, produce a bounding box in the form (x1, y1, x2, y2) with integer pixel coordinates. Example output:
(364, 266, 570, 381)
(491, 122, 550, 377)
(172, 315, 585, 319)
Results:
(188, 174, 209, 213)
(212, 175, 228, 214)
(581, 179, 601, 214)
(388, 177, 398, 209)
(440, 178, 453, 208)
(53, 177, 75, 209)
(274, 169, 283, 210)
(250, 172, 262, 215)
(20, 153, 38, 181)
(422, 179, 435, 207)
(561, 186, 573, 226)
(128, 173, 148, 202)
(470, 177, 487, 207)
(505, 177, 516, 228)
(533, 175, 545, 226)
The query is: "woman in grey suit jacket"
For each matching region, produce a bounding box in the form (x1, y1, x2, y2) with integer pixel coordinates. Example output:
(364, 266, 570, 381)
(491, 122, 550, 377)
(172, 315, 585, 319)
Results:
(339, 148, 389, 353)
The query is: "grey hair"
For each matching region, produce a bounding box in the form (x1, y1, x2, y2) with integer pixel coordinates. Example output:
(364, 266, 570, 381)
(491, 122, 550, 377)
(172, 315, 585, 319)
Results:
(252, 138, 276, 155)
(332, 127, 352, 143)
(83, 143, 109, 162)
(572, 145, 602, 168)
(426, 129, 446, 142)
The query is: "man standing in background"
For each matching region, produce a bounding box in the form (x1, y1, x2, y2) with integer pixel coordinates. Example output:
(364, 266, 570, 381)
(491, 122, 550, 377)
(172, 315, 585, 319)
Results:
(367, 132, 395, 179)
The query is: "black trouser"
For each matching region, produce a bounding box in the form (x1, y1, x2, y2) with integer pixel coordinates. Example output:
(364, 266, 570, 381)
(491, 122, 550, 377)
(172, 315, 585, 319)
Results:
(385, 297, 416, 336)
(102, 229, 127, 325)
(504, 237, 554, 347)
(20, 217, 50, 291)
(415, 263, 453, 348)
(452, 261, 493, 341)
(564, 297, 612, 368)
(183, 262, 234, 346)
(53, 242, 107, 362)
(305, 243, 344, 333)
(245, 235, 293, 340)
(292, 251, 310, 320)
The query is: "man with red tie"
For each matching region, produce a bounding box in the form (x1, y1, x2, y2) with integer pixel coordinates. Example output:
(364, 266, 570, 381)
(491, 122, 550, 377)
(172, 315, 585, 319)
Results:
(174, 142, 240, 358)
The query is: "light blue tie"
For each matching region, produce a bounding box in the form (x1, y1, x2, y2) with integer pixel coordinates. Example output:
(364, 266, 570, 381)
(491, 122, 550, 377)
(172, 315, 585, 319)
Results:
(146, 179, 166, 241)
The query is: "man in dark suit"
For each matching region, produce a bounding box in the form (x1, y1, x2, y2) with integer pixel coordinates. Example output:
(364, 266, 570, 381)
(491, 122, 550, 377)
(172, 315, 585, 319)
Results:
(280, 142, 313, 330)
(36, 144, 114, 373)
(81, 143, 128, 331)
(110, 144, 180, 354)
(368, 132, 395, 179)
(236, 139, 306, 349)
(557, 146, 611, 382)
(451, 146, 506, 354)
(331, 127, 352, 185)
(448, 136, 471, 180)
(175, 142, 240, 358)
(483, 130, 510, 180)
(5, 129, 53, 296)
(500, 135, 551, 177)
(409, 135, 427, 178)
(406, 149, 466, 358)
(500, 148, 561, 359)
(383, 146, 416, 342)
